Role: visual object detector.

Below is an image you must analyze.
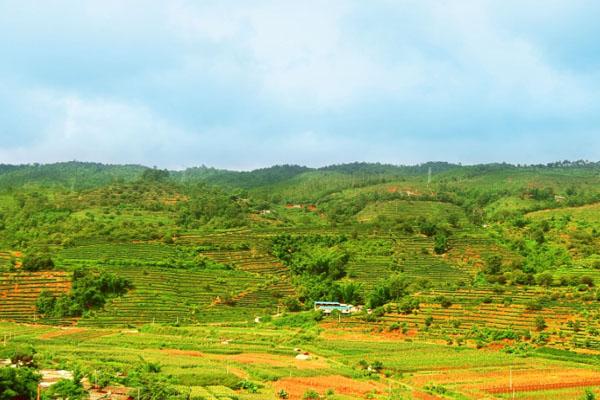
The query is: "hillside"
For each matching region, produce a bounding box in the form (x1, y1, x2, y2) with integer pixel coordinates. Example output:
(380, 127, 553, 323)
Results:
(3, 161, 600, 399)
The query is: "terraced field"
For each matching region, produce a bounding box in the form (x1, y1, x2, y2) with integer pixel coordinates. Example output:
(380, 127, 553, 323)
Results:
(200, 249, 287, 275)
(77, 266, 286, 326)
(527, 202, 600, 224)
(356, 199, 468, 224)
(59, 242, 183, 263)
(0, 271, 71, 323)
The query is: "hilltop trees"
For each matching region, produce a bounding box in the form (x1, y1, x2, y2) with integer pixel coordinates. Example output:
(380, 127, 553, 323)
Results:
(177, 185, 249, 228)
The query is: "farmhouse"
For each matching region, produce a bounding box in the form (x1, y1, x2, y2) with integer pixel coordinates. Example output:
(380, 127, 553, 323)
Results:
(314, 301, 357, 314)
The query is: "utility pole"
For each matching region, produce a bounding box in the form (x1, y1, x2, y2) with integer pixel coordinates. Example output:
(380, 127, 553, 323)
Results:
(427, 167, 432, 187)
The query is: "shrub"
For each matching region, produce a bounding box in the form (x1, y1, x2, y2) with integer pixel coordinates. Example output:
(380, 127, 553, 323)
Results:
(581, 276, 595, 287)
(526, 299, 543, 311)
(45, 376, 88, 400)
(398, 297, 420, 314)
(433, 233, 449, 254)
(582, 388, 596, 400)
(283, 297, 302, 312)
(435, 296, 452, 308)
(303, 389, 320, 400)
(0, 367, 41, 399)
(21, 255, 54, 271)
(535, 316, 547, 331)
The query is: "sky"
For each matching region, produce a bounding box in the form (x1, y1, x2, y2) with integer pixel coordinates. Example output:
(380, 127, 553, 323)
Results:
(1, 0, 600, 170)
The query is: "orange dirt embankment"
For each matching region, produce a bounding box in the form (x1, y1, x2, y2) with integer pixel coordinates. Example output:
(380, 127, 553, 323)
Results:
(274, 375, 384, 400)
(160, 350, 328, 370)
(39, 328, 86, 340)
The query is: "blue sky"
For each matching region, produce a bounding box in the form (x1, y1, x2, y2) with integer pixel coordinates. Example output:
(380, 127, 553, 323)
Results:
(1, 0, 599, 170)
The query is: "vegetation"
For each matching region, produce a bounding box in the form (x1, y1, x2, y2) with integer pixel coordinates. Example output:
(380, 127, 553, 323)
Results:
(36, 269, 131, 318)
(3, 160, 600, 399)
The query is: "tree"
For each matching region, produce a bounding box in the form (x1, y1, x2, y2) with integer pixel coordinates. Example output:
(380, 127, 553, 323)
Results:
(21, 255, 54, 272)
(535, 316, 547, 331)
(433, 233, 449, 254)
(484, 255, 502, 275)
(447, 213, 461, 228)
(436, 296, 452, 308)
(0, 367, 41, 400)
(283, 297, 302, 312)
(398, 297, 420, 314)
(141, 168, 169, 182)
(36, 290, 57, 316)
(337, 281, 363, 304)
(582, 388, 596, 400)
(536, 272, 554, 287)
(45, 377, 89, 400)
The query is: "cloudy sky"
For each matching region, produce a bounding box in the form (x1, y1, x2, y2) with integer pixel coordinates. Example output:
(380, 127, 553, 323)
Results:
(1, 1, 599, 170)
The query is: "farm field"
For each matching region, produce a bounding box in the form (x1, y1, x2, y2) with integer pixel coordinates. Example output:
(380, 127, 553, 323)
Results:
(3, 321, 600, 400)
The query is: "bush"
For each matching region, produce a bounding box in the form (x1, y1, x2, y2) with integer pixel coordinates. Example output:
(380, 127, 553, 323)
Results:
(283, 297, 302, 312)
(582, 388, 596, 400)
(535, 316, 547, 331)
(398, 297, 420, 314)
(435, 296, 452, 308)
(581, 276, 595, 287)
(433, 233, 449, 254)
(0, 367, 41, 399)
(526, 299, 543, 311)
(303, 389, 320, 399)
(45, 376, 88, 400)
(21, 255, 54, 271)
(8, 345, 37, 367)
(272, 311, 323, 328)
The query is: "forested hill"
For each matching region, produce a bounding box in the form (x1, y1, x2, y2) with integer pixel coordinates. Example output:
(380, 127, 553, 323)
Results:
(0, 161, 461, 189)
(2, 160, 600, 192)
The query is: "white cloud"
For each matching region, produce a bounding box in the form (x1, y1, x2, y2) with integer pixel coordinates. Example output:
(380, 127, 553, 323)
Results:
(0, 89, 198, 167)
(1, 0, 600, 168)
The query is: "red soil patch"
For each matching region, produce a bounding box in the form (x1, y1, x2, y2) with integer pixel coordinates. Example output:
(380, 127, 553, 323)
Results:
(412, 365, 600, 396)
(274, 375, 384, 400)
(412, 391, 443, 400)
(39, 328, 86, 340)
(224, 352, 328, 370)
(485, 338, 514, 351)
(160, 349, 204, 357)
(486, 378, 600, 394)
(160, 350, 327, 370)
